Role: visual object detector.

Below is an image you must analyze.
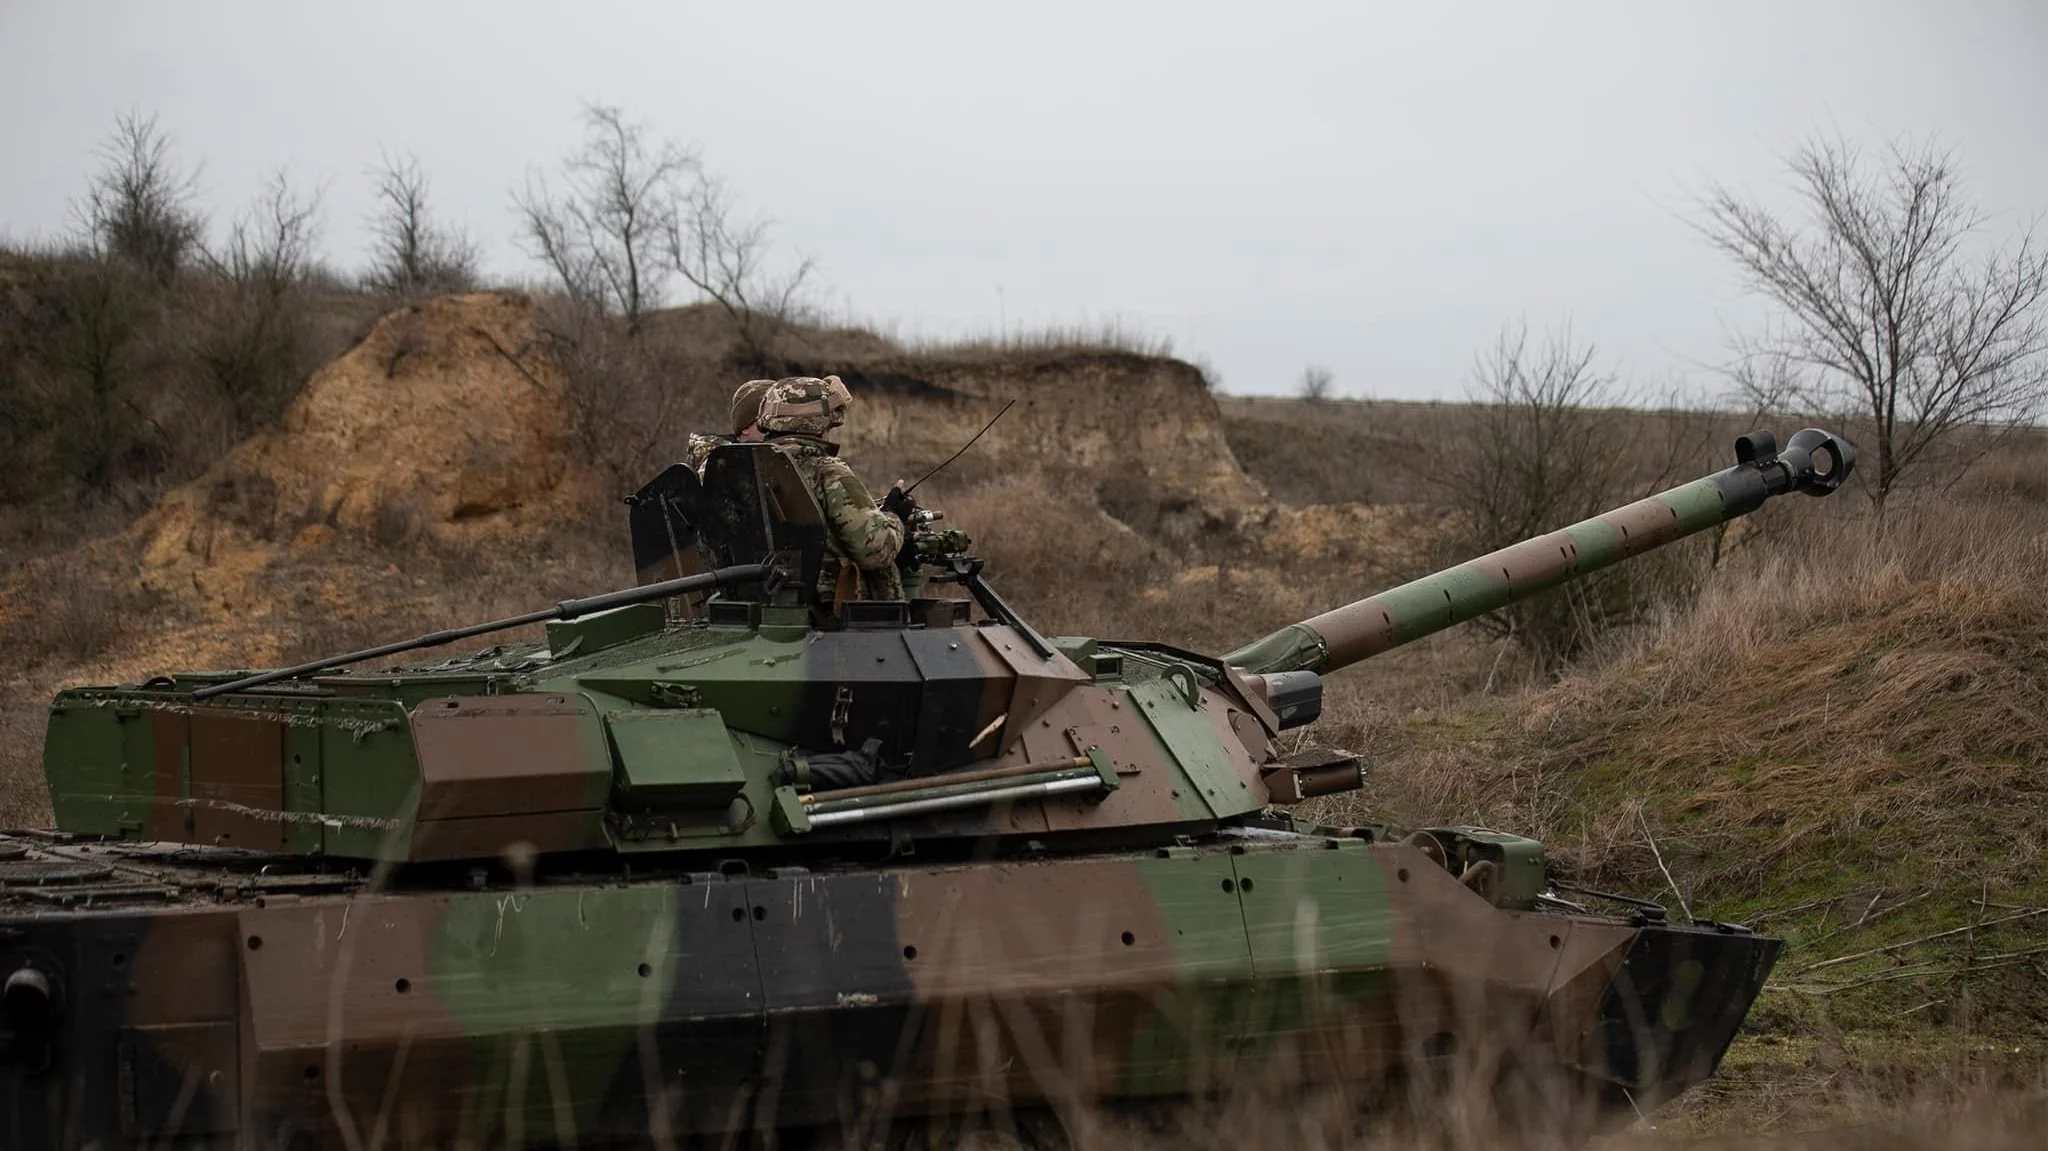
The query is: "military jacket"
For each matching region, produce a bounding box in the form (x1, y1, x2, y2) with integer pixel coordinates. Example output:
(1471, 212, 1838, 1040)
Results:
(769, 435, 905, 602)
(684, 432, 726, 476)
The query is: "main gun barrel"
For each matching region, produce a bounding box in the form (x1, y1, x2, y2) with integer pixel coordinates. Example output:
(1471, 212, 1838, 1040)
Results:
(1222, 428, 1855, 677)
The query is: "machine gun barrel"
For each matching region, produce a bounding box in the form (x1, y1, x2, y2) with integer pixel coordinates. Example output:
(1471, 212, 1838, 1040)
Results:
(1222, 428, 1854, 677)
(191, 563, 770, 699)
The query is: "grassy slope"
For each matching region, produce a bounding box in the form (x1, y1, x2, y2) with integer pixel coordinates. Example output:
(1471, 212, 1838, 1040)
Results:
(1225, 398, 2048, 1133)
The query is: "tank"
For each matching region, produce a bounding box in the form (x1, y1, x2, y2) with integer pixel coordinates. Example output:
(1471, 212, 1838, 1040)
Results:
(0, 427, 1855, 1149)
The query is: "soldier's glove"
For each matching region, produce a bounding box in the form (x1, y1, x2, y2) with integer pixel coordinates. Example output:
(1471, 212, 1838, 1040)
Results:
(881, 485, 917, 524)
(881, 485, 920, 568)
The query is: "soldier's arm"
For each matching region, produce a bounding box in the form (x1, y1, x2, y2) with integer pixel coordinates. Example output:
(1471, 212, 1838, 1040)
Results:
(817, 462, 905, 572)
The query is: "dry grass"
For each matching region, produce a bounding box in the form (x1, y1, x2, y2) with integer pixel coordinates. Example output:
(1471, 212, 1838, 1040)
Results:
(820, 1050, 2047, 1151)
(1307, 485, 2048, 1060)
(2, 272, 2045, 1142)
(901, 320, 1180, 363)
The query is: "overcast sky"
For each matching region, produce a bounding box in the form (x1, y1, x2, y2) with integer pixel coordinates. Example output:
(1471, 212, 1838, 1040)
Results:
(4, 1, 2044, 399)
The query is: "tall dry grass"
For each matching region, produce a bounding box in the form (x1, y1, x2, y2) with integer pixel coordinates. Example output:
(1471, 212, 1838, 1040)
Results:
(1325, 491, 2048, 902)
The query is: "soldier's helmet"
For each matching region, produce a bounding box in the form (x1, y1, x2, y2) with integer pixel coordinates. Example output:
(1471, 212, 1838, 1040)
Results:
(730, 378, 777, 434)
(758, 375, 852, 437)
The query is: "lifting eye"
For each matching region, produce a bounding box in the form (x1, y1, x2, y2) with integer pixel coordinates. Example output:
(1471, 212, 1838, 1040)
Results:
(2, 967, 54, 1021)
(1, 967, 59, 1069)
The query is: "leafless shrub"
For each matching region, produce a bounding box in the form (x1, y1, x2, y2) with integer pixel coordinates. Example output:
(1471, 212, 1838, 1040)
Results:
(1698, 132, 2048, 510)
(2, 552, 160, 667)
(36, 255, 160, 491)
(515, 104, 694, 331)
(667, 175, 815, 367)
(4, 251, 172, 500)
(2, 113, 204, 497)
(0, 241, 381, 519)
(1298, 364, 1335, 401)
(1426, 323, 1717, 670)
(540, 300, 723, 492)
(43, 578, 126, 662)
(364, 152, 478, 299)
(73, 110, 204, 283)
(195, 172, 325, 423)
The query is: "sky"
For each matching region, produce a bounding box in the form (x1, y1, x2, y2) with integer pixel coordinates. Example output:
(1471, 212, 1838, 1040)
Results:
(3, 1, 2044, 399)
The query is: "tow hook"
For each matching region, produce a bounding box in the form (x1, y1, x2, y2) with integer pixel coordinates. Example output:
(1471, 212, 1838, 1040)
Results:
(1, 966, 59, 1072)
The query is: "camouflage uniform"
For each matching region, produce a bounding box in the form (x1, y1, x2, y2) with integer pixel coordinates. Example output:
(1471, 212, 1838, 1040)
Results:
(686, 379, 778, 475)
(758, 376, 906, 603)
(684, 432, 724, 475)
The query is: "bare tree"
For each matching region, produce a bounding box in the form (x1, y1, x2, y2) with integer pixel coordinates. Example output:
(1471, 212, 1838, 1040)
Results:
(365, 152, 478, 298)
(1298, 364, 1335, 401)
(197, 173, 325, 420)
(667, 175, 815, 366)
(1440, 325, 1631, 538)
(1427, 323, 1709, 671)
(1698, 134, 2048, 510)
(514, 104, 694, 330)
(540, 300, 719, 490)
(74, 110, 205, 283)
(208, 174, 322, 287)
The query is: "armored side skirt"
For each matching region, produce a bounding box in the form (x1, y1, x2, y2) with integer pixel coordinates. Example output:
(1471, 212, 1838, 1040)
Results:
(0, 838, 1776, 1148)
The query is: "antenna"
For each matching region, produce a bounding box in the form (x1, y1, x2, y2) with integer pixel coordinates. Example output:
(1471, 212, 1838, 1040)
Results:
(904, 400, 1016, 495)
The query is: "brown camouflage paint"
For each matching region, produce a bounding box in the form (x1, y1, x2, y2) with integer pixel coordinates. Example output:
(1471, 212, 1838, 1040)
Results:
(1, 831, 1754, 1148)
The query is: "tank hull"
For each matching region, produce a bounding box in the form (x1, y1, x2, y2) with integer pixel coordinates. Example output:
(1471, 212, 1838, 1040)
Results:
(0, 830, 1775, 1149)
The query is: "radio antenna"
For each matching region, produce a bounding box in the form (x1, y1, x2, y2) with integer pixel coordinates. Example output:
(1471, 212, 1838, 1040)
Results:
(905, 400, 1016, 495)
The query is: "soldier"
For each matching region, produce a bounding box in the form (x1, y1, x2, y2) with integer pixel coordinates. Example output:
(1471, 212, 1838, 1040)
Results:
(685, 378, 777, 475)
(756, 375, 912, 607)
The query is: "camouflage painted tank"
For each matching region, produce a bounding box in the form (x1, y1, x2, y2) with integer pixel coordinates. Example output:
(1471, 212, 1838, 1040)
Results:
(0, 428, 1855, 1149)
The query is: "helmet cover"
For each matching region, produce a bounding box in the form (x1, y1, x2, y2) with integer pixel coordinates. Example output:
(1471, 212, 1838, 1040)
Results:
(758, 375, 852, 436)
(729, 378, 777, 434)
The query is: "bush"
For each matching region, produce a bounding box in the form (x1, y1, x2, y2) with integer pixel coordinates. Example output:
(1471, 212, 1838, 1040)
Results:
(194, 174, 325, 425)
(0, 242, 377, 527)
(31, 254, 161, 492)
(364, 152, 479, 299)
(1422, 324, 1719, 670)
(537, 299, 726, 494)
(2, 551, 160, 667)
(76, 110, 204, 284)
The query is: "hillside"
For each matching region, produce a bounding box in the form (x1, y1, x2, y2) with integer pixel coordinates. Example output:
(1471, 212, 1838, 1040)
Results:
(1, 288, 2044, 1142)
(0, 290, 1345, 825)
